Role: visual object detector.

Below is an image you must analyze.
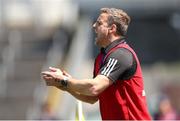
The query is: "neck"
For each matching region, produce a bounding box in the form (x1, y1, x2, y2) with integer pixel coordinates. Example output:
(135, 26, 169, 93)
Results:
(103, 35, 121, 48)
(110, 35, 121, 43)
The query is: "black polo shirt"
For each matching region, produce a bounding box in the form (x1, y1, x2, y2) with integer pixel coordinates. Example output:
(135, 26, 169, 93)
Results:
(99, 38, 137, 82)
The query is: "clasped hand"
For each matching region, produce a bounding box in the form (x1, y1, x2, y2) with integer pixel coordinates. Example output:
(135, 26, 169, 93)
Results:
(41, 67, 71, 87)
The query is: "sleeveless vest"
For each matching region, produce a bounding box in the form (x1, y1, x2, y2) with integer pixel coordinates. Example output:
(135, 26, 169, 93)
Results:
(93, 42, 151, 120)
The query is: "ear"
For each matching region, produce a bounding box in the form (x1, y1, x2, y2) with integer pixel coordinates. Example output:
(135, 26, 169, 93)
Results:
(109, 24, 117, 34)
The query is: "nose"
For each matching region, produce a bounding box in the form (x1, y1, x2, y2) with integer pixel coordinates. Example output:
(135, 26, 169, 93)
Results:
(93, 23, 97, 33)
(93, 22, 96, 28)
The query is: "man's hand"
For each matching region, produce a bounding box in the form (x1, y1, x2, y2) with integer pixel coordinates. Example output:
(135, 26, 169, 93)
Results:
(41, 67, 65, 87)
(62, 70, 72, 78)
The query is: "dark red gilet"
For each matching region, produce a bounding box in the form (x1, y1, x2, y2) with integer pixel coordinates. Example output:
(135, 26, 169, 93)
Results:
(93, 42, 151, 120)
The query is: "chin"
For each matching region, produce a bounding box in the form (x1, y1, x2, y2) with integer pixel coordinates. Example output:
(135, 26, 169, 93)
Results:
(95, 39, 100, 46)
(95, 40, 103, 48)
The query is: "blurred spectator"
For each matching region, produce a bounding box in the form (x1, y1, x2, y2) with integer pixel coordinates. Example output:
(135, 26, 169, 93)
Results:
(154, 95, 178, 120)
(39, 102, 58, 120)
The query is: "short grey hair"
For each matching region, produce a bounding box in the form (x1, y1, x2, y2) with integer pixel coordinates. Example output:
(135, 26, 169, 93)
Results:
(100, 8, 131, 36)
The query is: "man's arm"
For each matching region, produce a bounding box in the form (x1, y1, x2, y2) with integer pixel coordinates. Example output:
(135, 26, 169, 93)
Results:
(59, 48, 133, 95)
(42, 67, 113, 96)
(67, 75, 112, 96)
(56, 86, 98, 104)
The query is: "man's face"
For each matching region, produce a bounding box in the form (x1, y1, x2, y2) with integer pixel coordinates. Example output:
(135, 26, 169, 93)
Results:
(93, 13, 110, 47)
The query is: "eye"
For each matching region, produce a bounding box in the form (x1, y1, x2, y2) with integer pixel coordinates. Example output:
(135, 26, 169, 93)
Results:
(96, 21, 102, 26)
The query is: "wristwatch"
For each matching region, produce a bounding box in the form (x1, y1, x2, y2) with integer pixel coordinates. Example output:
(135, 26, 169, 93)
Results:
(60, 76, 69, 87)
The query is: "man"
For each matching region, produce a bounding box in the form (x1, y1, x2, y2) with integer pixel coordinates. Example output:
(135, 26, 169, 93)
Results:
(42, 8, 151, 120)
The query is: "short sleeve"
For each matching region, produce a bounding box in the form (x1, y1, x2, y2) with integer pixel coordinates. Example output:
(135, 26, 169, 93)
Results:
(99, 48, 134, 82)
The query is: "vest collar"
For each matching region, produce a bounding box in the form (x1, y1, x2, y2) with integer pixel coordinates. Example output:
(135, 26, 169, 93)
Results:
(101, 37, 126, 54)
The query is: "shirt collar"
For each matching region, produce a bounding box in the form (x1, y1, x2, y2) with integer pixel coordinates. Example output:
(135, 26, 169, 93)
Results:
(101, 37, 126, 54)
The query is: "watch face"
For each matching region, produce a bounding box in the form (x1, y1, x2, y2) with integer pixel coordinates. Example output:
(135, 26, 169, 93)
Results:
(61, 80, 68, 87)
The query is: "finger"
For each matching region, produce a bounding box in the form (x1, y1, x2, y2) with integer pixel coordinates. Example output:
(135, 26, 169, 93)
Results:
(62, 70, 72, 77)
(41, 71, 48, 75)
(41, 71, 53, 76)
(49, 67, 58, 72)
(45, 80, 55, 85)
(43, 76, 54, 81)
(42, 74, 51, 77)
(42, 74, 53, 79)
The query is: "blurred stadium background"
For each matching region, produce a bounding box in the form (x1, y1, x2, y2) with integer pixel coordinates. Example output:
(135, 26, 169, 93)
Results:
(0, 0, 180, 120)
